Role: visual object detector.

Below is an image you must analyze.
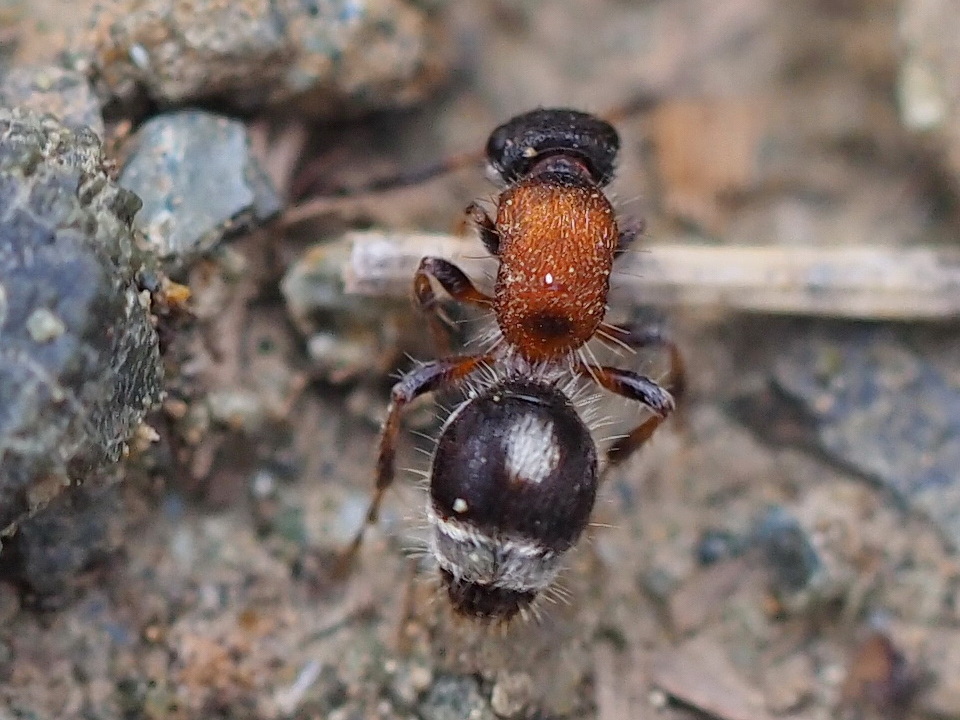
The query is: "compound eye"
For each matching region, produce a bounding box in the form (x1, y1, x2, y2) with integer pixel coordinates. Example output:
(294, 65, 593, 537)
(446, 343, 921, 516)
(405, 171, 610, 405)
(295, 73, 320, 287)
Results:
(485, 125, 514, 182)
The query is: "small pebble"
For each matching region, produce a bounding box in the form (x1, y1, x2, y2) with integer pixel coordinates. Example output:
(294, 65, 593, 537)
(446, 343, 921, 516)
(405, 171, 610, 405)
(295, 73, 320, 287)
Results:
(753, 506, 823, 598)
(762, 653, 815, 713)
(420, 676, 496, 720)
(696, 528, 743, 566)
(899, 0, 960, 183)
(25, 307, 65, 342)
(490, 671, 533, 719)
(390, 661, 433, 705)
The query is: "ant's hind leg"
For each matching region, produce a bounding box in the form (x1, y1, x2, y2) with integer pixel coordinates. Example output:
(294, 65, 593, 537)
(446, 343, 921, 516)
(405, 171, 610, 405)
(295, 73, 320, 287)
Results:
(414, 256, 494, 355)
(575, 363, 676, 475)
(336, 355, 489, 575)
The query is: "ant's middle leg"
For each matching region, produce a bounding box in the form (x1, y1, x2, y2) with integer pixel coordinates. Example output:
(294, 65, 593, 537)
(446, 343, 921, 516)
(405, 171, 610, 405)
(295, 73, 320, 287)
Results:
(337, 354, 490, 574)
(575, 363, 676, 472)
(602, 322, 686, 401)
(414, 256, 494, 355)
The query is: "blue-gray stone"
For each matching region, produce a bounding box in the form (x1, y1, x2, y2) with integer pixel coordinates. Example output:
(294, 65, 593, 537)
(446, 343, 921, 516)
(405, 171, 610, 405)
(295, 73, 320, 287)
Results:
(119, 110, 280, 269)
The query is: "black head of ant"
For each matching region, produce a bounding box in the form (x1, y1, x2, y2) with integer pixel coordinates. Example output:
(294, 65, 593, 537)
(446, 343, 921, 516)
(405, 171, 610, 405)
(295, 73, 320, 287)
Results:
(485, 107, 620, 187)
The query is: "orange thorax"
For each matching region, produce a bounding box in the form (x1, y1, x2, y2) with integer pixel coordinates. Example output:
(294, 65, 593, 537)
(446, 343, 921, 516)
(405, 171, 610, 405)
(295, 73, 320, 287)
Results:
(493, 175, 619, 361)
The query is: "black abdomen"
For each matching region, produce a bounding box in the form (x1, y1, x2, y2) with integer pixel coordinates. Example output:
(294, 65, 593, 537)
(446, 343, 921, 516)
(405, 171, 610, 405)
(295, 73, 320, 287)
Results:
(428, 380, 598, 620)
(431, 380, 598, 552)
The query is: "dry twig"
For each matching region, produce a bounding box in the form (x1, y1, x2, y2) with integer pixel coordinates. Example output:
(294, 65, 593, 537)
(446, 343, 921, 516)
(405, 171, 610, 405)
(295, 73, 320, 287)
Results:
(325, 230, 960, 320)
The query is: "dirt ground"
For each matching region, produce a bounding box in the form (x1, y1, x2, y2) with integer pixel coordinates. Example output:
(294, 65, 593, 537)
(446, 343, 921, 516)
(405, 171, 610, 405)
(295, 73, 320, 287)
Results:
(3, 1, 960, 719)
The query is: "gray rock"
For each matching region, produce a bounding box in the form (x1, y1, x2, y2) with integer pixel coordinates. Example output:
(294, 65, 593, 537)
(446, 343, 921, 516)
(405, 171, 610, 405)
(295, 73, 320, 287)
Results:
(0, 65, 104, 136)
(0, 109, 162, 541)
(69, 0, 449, 116)
(773, 325, 960, 550)
(119, 110, 280, 269)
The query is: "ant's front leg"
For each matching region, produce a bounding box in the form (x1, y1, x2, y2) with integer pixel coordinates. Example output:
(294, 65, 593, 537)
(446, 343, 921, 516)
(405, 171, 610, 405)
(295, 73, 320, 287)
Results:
(575, 363, 676, 472)
(414, 256, 494, 355)
(614, 217, 645, 258)
(466, 201, 501, 255)
(337, 354, 490, 574)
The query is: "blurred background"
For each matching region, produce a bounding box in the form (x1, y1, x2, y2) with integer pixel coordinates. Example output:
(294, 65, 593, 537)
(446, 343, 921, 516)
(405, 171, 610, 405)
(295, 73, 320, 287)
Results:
(1, 1, 960, 718)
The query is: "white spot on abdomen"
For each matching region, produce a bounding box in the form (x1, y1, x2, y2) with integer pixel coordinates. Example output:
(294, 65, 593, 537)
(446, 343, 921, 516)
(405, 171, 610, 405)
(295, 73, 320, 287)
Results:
(504, 415, 560, 484)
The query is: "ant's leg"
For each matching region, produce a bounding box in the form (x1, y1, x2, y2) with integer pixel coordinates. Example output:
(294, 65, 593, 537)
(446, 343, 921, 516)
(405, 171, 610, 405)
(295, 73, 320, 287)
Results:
(293, 149, 485, 201)
(466, 202, 501, 255)
(414, 256, 494, 354)
(614, 218, 645, 258)
(285, 150, 487, 228)
(575, 363, 676, 470)
(602, 323, 686, 401)
(337, 354, 489, 573)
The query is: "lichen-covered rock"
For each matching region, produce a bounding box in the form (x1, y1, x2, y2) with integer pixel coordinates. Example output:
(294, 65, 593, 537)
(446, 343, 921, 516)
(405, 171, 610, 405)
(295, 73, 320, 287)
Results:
(70, 0, 449, 115)
(118, 110, 280, 269)
(0, 109, 163, 541)
(0, 65, 104, 137)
